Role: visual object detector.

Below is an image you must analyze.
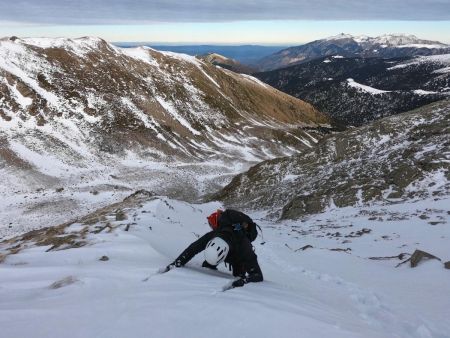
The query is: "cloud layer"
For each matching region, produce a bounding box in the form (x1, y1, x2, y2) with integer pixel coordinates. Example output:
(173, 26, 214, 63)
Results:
(2, 0, 450, 25)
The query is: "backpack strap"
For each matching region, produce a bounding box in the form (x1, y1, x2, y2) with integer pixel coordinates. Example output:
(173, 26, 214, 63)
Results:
(255, 223, 265, 245)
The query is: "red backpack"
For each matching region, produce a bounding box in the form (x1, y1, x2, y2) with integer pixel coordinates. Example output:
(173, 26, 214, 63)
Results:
(207, 209, 223, 230)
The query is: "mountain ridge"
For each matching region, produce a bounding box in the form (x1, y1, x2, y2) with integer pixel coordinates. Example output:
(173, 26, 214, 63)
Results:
(257, 33, 450, 71)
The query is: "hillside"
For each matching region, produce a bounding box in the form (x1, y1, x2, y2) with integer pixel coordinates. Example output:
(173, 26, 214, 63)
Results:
(213, 100, 450, 219)
(1, 192, 449, 338)
(256, 54, 450, 125)
(0, 36, 329, 236)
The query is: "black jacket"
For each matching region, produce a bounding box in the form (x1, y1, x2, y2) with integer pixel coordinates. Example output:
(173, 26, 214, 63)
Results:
(174, 210, 262, 280)
(217, 209, 258, 242)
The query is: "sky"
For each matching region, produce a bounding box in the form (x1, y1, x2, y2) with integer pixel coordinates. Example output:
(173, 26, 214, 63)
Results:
(1, 0, 449, 44)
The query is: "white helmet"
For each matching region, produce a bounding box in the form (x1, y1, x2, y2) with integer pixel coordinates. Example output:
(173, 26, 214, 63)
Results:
(204, 237, 229, 265)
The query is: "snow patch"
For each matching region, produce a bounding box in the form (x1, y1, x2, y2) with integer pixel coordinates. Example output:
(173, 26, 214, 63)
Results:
(346, 78, 390, 95)
(154, 95, 201, 135)
(238, 74, 269, 88)
(119, 46, 159, 67)
(414, 89, 438, 95)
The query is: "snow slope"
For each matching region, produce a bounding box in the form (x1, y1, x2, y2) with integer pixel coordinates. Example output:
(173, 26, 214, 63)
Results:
(1, 195, 449, 338)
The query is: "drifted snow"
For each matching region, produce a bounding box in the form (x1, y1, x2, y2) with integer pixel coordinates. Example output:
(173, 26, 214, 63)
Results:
(154, 95, 201, 135)
(413, 89, 439, 95)
(346, 79, 390, 95)
(119, 46, 160, 67)
(0, 196, 449, 338)
(388, 54, 450, 71)
(325, 33, 449, 49)
(395, 44, 449, 49)
(238, 73, 269, 88)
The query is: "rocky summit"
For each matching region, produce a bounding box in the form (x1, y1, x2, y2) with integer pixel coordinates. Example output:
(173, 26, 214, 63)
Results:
(198, 53, 257, 74)
(213, 100, 450, 219)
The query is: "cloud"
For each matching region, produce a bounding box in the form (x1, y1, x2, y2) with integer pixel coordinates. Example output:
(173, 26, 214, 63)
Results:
(1, 0, 449, 25)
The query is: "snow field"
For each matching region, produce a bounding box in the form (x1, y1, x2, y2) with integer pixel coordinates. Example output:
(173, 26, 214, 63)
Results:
(1, 196, 449, 338)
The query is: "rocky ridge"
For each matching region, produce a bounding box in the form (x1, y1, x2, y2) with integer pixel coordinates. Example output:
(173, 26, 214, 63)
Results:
(198, 53, 257, 74)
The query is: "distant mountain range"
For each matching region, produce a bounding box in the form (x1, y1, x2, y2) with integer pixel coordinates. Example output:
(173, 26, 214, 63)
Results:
(257, 34, 450, 71)
(113, 43, 286, 65)
(255, 54, 450, 125)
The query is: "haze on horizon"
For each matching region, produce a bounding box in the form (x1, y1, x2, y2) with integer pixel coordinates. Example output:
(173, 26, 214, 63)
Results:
(0, 0, 449, 45)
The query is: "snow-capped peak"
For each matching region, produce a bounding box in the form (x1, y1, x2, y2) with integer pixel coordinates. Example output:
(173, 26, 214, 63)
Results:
(20, 36, 105, 49)
(324, 33, 355, 40)
(323, 33, 448, 48)
(372, 34, 421, 45)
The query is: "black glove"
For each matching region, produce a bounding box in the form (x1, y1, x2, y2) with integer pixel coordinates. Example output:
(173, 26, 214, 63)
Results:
(166, 258, 183, 270)
(232, 278, 248, 288)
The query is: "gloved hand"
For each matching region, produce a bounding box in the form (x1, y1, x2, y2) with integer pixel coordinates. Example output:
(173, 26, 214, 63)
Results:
(232, 277, 248, 288)
(166, 259, 183, 271)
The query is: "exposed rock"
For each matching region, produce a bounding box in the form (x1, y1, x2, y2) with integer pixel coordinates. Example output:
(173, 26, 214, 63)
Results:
(369, 253, 410, 261)
(49, 276, 78, 289)
(329, 248, 351, 253)
(428, 221, 445, 225)
(0, 190, 156, 261)
(99, 255, 109, 261)
(444, 261, 450, 269)
(115, 210, 127, 221)
(396, 249, 442, 268)
(198, 53, 257, 74)
(285, 244, 313, 252)
(345, 228, 372, 238)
